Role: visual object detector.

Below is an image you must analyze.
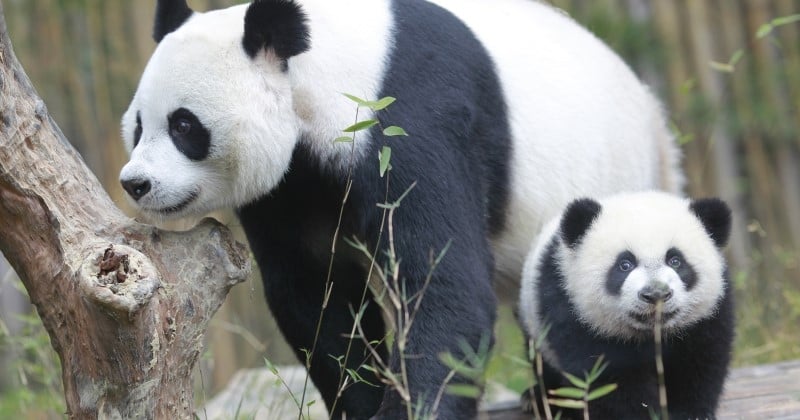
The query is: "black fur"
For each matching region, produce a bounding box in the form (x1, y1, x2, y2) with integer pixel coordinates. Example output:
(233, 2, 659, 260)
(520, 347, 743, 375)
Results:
(242, 0, 311, 60)
(690, 198, 732, 248)
(153, 0, 193, 42)
(238, 0, 511, 418)
(167, 108, 211, 161)
(523, 239, 734, 419)
(560, 198, 602, 249)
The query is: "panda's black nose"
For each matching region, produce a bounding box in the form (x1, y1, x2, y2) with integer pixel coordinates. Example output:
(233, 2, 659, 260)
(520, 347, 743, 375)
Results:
(638, 285, 673, 304)
(121, 178, 151, 201)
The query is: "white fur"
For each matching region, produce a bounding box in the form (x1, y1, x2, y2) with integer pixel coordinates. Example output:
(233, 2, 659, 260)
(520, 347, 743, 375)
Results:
(121, 1, 392, 217)
(520, 191, 727, 343)
(121, 1, 682, 293)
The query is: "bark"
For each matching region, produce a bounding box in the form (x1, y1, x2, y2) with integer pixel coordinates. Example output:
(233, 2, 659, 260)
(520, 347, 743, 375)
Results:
(0, 2, 250, 419)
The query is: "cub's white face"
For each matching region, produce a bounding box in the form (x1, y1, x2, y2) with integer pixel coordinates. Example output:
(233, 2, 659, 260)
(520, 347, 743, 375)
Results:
(560, 192, 728, 340)
(120, 5, 299, 219)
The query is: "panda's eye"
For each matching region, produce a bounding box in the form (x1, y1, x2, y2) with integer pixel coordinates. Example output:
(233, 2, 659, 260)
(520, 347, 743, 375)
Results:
(618, 259, 635, 272)
(668, 256, 682, 268)
(173, 118, 192, 135)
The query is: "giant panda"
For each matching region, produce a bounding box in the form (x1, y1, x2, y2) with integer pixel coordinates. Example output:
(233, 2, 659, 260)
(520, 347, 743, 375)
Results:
(518, 191, 734, 419)
(118, 0, 684, 418)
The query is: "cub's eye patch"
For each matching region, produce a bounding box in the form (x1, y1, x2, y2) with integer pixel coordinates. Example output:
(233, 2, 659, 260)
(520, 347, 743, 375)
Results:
(606, 250, 637, 295)
(167, 108, 210, 161)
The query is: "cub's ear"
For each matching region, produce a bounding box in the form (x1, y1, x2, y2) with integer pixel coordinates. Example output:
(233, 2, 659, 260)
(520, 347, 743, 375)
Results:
(560, 198, 602, 249)
(153, 0, 193, 42)
(242, 0, 311, 60)
(690, 198, 732, 248)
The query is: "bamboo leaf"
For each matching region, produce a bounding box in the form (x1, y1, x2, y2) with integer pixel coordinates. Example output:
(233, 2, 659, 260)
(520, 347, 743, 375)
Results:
(383, 126, 408, 137)
(548, 387, 585, 399)
(343, 119, 378, 133)
(379, 146, 392, 177)
(343, 93, 369, 106)
(729, 49, 744, 66)
(587, 383, 618, 401)
(771, 14, 800, 28)
(562, 372, 587, 389)
(446, 384, 482, 398)
(756, 23, 773, 39)
(709, 60, 734, 73)
(333, 136, 353, 143)
(370, 96, 396, 111)
(548, 398, 585, 409)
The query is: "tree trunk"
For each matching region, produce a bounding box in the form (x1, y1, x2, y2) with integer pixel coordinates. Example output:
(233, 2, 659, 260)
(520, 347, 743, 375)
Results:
(0, 2, 250, 419)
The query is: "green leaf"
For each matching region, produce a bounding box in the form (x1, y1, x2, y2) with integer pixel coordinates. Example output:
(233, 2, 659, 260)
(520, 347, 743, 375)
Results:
(446, 384, 482, 398)
(756, 23, 773, 38)
(772, 14, 800, 27)
(379, 146, 392, 177)
(709, 61, 734, 73)
(729, 49, 744, 66)
(587, 383, 618, 401)
(383, 126, 408, 136)
(343, 119, 378, 133)
(370, 96, 396, 111)
(548, 387, 585, 399)
(343, 93, 369, 106)
(562, 372, 587, 389)
(548, 398, 585, 409)
(333, 136, 353, 143)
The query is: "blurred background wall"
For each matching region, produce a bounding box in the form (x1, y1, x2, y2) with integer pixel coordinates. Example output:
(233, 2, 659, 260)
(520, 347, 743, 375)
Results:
(0, 0, 798, 417)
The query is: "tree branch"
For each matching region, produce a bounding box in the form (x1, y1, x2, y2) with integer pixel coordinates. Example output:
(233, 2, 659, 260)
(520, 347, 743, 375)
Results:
(0, 2, 250, 418)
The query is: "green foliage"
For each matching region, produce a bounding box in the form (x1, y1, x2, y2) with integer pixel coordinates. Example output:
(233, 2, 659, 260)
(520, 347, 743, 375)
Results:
(341, 93, 409, 179)
(756, 14, 800, 39)
(0, 288, 65, 418)
(547, 356, 617, 414)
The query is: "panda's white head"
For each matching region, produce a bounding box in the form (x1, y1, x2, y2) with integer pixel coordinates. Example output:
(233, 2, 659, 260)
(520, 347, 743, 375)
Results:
(557, 191, 732, 340)
(119, 0, 310, 218)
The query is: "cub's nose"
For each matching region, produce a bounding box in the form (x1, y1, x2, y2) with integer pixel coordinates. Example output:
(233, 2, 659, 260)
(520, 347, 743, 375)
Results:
(638, 284, 673, 304)
(121, 178, 151, 201)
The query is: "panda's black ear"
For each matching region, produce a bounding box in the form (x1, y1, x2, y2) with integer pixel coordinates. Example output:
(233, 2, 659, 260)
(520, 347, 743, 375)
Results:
(690, 198, 732, 248)
(242, 0, 311, 60)
(560, 198, 602, 249)
(153, 0, 193, 43)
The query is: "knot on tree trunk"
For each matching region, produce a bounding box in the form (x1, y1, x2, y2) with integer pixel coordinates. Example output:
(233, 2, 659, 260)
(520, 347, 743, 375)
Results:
(80, 244, 160, 320)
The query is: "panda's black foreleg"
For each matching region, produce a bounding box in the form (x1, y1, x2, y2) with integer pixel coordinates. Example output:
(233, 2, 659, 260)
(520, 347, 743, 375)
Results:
(371, 236, 497, 419)
(261, 255, 388, 419)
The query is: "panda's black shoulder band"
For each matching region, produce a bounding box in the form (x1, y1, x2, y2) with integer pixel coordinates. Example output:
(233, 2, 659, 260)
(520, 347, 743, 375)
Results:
(153, 0, 193, 42)
(242, 0, 311, 60)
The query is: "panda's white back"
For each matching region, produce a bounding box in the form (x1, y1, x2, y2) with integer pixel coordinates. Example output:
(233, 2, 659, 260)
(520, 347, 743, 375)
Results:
(426, 0, 682, 294)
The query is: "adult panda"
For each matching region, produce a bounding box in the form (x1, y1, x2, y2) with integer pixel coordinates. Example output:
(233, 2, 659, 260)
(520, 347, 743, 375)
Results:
(119, 0, 683, 418)
(518, 191, 734, 419)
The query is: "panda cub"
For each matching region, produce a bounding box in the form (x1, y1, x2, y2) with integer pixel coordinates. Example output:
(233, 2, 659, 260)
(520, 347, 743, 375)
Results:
(518, 191, 734, 419)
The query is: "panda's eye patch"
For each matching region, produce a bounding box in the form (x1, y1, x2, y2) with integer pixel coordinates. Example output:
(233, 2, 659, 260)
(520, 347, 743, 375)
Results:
(167, 108, 210, 161)
(666, 247, 697, 290)
(618, 259, 635, 272)
(606, 250, 637, 295)
(667, 255, 682, 268)
(173, 118, 192, 135)
(133, 112, 143, 147)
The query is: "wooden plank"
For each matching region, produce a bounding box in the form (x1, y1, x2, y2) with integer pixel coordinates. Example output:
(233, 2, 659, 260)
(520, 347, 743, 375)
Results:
(484, 360, 800, 419)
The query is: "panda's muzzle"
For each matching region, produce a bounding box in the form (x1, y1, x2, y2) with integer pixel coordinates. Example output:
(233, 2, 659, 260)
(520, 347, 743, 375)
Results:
(638, 283, 673, 304)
